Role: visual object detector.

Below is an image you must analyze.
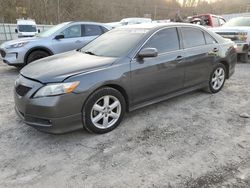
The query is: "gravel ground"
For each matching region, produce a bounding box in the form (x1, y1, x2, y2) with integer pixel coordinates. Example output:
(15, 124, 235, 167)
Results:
(0, 62, 250, 188)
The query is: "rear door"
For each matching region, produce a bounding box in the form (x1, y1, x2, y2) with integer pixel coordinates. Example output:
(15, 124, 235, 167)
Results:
(81, 24, 105, 47)
(130, 27, 185, 105)
(180, 27, 219, 88)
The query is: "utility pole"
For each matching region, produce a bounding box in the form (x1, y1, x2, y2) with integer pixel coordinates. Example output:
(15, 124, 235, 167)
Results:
(57, 0, 60, 23)
(154, 5, 157, 20)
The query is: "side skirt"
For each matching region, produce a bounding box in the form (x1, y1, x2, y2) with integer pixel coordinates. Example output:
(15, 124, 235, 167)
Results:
(129, 82, 207, 112)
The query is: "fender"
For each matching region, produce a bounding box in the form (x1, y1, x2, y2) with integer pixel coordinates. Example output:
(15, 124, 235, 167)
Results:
(24, 46, 54, 64)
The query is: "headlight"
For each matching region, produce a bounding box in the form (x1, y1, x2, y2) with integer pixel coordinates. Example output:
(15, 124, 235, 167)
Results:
(238, 32, 248, 42)
(33, 81, 80, 98)
(6, 42, 29, 49)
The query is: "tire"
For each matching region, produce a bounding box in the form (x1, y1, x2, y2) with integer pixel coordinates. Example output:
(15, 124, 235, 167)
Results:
(82, 87, 126, 134)
(204, 63, 226, 94)
(238, 53, 249, 63)
(26, 50, 50, 64)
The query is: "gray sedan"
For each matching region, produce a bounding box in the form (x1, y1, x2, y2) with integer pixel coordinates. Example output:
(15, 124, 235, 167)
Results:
(0, 21, 110, 67)
(14, 23, 237, 134)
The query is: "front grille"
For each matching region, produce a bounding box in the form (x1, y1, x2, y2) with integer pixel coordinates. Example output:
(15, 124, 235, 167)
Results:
(0, 49, 6, 58)
(15, 84, 32, 96)
(216, 32, 238, 36)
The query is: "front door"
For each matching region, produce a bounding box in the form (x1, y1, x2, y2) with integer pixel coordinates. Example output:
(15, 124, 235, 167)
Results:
(51, 24, 84, 54)
(130, 27, 185, 106)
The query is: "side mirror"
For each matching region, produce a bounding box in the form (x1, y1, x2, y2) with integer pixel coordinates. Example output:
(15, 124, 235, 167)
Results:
(15, 29, 18, 33)
(54, 34, 64, 40)
(38, 29, 41, 33)
(138, 48, 158, 59)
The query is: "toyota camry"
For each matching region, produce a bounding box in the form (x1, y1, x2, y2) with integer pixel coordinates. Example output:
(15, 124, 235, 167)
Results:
(14, 23, 237, 134)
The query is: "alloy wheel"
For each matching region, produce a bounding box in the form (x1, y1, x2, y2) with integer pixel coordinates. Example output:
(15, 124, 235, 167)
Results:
(90, 95, 121, 129)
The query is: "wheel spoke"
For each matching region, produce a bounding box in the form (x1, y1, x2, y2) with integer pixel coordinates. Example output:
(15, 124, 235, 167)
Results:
(103, 116, 109, 127)
(219, 75, 225, 81)
(104, 96, 110, 107)
(109, 101, 119, 110)
(93, 104, 104, 112)
(93, 113, 103, 123)
(213, 80, 218, 88)
(212, 76, 217, 82)
(109, 112, 119, 119)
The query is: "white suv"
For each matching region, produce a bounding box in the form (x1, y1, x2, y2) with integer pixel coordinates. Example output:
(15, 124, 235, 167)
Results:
(0, 21, 110, 67)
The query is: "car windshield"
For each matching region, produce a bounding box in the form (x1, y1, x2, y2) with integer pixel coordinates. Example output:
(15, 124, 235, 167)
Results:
(81, 28, 149, 57)
(37, 22, 70, 37)
(18, 25, 37, 32)
(223, 17, 250, 27)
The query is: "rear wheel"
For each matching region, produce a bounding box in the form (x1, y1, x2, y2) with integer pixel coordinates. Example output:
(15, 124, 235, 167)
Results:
(26, 50, 50, 64)
(83, 87, 126, 134)
(205, 63, 226, 93)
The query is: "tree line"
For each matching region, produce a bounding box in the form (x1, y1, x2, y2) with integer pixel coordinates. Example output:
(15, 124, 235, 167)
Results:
(0, 0, 249, 24)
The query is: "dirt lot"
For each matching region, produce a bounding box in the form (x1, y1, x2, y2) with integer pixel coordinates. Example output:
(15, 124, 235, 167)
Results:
(0, 62, 250, 188)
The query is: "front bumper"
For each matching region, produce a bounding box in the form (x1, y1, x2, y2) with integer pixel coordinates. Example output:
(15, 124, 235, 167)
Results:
(0, 47, 26, 65)
(14, 75, 86, 134)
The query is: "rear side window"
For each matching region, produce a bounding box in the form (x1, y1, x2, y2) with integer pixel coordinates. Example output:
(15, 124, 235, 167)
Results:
(84, 25, 103, 36)
(181, 27, 206, 48)
(143, 28, 180, 53)
(204, 32, 217, 44)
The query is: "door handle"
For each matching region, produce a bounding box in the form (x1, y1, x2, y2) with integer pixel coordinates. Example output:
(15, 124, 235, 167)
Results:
(175, 55, 183, 61)
(75, 40, 82, 43)
(213, 48, 219, 52)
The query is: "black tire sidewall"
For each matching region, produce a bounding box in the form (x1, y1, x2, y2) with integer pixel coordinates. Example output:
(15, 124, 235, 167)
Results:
(27, 50, 49, 64)
(83, 87, 126, 134)
(208, 63, 226, 93)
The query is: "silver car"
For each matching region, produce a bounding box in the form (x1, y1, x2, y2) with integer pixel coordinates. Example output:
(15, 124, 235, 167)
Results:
(0, 22, 110, 67)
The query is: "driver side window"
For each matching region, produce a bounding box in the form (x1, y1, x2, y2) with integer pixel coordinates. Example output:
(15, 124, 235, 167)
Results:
(143, 28, 180, 54)
(61, 25, 81, 38)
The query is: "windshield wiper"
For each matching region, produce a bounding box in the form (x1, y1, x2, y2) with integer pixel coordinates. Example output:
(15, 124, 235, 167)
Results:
(85, 51, 96, 56)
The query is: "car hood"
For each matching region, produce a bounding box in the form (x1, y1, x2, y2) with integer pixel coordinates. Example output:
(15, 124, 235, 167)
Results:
(0, 37, 42, 48)
(210, 26, 250, 33)
(20, 51, 117, 83)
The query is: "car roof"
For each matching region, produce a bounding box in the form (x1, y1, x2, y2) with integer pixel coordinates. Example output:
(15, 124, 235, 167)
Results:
(67, 21, 105, 25)
(118, 22, 205, 30)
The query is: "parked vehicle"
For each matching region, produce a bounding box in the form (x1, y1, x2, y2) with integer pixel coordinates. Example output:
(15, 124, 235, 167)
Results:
(16, 19, 40, 38)
(0, 22, 110, 67)
(190, 14, 226, 27)
(120, 18, 152, 25)
(14, 23, 237, 134)
(210, 17, 250, 62)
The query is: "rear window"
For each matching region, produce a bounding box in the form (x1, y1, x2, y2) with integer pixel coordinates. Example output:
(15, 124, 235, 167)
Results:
(84, 25, 103, 36)
(181, 27, 206, 48)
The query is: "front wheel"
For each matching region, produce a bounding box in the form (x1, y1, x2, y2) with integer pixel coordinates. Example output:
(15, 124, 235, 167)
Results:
(205, 63, 226, 93)
(83, 87, 126, 134)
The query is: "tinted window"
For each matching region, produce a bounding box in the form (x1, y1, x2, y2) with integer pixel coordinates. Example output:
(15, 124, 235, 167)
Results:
(181, 27, 206, 48)
(61, 25, 81, 38)
(18, 25, 37, 32)
(81, 29, 148, 57)
(204, 32, 217, 44)
(143, 28, 180, 53)
(101, 26, 109, 33)
(84, 25, 102, 36)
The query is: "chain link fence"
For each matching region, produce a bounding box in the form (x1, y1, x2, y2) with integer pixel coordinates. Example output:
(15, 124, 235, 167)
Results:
(0, 23, 53, 44)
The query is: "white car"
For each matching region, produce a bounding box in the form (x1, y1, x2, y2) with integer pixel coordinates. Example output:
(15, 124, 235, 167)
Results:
(211, 17, 250, 62)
